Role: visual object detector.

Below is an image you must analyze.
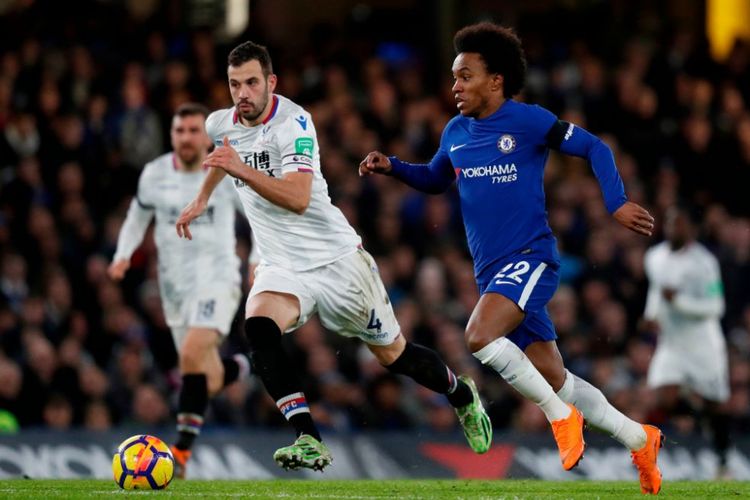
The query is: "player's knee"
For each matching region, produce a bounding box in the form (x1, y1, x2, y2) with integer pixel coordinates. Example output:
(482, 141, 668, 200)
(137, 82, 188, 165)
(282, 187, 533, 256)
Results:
(465, 325, 496, 353)
(465, 317, 515, 353)
(179, 343, 204, 373)
(206, 364, 224, 396)
(244, 316, 282, 350)
(370, 342, 406, 367)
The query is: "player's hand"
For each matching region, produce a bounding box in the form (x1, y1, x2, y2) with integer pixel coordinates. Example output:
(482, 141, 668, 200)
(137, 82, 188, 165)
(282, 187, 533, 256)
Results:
(613, 201, 654, 236)
(176, 197, 208, 240)
(359, 151, 392, 177)
(204, 136, 246, 179)
(107, 259, 130, 281)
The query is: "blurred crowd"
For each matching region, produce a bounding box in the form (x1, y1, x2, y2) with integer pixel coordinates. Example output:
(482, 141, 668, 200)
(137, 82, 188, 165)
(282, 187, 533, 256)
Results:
(0, 0, 749, 443)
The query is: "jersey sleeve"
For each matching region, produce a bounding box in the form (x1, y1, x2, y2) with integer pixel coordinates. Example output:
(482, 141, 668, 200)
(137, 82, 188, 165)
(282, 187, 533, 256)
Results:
(113, 168, 155, 261)
(545, 119, 627, 214)
(277, 114, 316, 175)
(386, 118, 457, 194)
(672, 253, 725, 319)
(205, 111, 222, 144)
(525, 105, 559, 145)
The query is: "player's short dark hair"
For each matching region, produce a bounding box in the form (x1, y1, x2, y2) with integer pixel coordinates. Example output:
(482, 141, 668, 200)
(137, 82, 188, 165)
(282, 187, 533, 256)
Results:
(454, 22, 527, 98)
(228, 41, 273, 77)
(174, 102, 210, 120)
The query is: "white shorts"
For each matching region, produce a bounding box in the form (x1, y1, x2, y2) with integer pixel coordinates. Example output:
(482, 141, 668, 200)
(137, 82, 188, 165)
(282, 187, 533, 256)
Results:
(162, 283, 242, 349)
(248, 248, 400, 345)
(647, 342, 730, 402)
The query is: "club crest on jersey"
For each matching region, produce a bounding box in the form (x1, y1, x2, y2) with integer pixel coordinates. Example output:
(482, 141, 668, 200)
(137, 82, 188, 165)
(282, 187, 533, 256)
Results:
(497, 134, 516, 153)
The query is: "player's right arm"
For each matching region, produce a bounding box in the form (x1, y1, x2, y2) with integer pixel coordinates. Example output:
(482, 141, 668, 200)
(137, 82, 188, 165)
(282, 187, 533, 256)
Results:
(108, 169, 155, 281)
(669, 253, 725, 319)
(359, 148, 455, 194)
(176, 166, 226, 240)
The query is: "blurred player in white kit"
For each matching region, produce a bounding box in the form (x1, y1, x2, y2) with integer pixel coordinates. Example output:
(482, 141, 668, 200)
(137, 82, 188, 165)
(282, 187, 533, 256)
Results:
(109, 103, 249, 478)
(642, 204, 731, 478)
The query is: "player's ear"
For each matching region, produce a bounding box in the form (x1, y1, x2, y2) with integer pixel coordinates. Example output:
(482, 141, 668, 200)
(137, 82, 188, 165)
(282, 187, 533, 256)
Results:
(267, 73, 278, 93)
(491, 74, 504, 92)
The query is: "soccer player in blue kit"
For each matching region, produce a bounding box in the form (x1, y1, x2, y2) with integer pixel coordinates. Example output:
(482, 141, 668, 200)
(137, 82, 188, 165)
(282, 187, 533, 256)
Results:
(360, 23, 663, 494)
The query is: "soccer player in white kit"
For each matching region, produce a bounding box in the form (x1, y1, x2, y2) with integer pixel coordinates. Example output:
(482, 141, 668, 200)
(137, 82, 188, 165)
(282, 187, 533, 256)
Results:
(642, 204, 731, 477)
(108, 103, 249, 478)
(176, 41, 492, 472)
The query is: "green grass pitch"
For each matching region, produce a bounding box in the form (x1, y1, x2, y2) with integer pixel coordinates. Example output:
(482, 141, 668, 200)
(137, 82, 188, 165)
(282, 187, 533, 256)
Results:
(1, 479, 749, 499)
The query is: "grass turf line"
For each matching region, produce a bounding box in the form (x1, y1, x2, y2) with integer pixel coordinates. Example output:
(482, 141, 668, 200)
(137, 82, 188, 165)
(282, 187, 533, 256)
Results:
(0, 479, 749, 499)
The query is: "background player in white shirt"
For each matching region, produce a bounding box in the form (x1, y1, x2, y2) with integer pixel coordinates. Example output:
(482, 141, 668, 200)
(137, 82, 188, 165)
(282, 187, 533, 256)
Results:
(108, 103, 248, 478)
(642, 204, 731, 477)
(176, 41, 492, 472)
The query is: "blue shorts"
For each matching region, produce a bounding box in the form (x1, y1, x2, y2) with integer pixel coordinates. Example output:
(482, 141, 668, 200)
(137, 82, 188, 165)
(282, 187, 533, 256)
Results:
(478, 255, 559, 351)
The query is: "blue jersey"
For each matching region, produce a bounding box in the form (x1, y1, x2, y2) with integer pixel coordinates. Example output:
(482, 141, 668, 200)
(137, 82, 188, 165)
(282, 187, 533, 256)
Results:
(389, 100, 627, 284)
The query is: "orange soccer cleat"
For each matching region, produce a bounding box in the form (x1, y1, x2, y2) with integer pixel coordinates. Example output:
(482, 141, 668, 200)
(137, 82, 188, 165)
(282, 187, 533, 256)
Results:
(631, 424, 664, 495)
(170, 446, 192, 479)
(550, 403, 586, 471)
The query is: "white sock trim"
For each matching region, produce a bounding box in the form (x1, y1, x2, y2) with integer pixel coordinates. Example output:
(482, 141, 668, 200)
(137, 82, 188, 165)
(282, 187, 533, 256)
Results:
(473, 337, 509, 364)
(560, 370, 647, 450)
(473, 337, 569, 421)
(556, 369, 575, 402)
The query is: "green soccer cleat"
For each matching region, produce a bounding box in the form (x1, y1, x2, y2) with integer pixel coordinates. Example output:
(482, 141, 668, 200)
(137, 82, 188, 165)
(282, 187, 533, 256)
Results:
(455, 375, 493, 454)
(273, 434, 333, 472)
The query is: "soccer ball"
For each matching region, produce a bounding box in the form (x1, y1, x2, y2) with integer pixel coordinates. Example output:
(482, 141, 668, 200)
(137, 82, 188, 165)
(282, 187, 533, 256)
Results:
(112, 434, 175, 490)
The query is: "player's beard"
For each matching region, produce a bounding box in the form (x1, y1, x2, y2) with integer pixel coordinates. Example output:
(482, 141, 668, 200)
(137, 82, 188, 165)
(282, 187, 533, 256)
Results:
(176, 146, 201, 169)
(237, 84, 270, 123)
(462, 95, 490, 119)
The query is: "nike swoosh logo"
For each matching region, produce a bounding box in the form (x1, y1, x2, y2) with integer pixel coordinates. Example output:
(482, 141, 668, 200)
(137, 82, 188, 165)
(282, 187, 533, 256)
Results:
(450, 144, 467, 152)
(495, 280, 518, 285)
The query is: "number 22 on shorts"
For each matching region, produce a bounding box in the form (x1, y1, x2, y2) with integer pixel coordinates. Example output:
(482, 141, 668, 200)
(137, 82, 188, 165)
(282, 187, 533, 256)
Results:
(493, 261, 530, 285)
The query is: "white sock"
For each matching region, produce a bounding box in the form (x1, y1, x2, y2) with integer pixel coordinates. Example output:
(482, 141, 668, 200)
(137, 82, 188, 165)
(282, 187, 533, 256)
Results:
(557, 370, 647, 450)
(473, 337, 571, 422)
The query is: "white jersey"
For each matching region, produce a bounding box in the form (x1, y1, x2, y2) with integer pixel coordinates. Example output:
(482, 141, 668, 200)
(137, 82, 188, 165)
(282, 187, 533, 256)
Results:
(206, 94, 361, 271)
(643, 241, 726, 349)
(113, 153, 241, 299)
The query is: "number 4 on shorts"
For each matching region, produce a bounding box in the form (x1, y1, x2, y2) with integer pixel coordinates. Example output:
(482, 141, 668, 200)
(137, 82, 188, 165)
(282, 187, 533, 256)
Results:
(367, 309, 382, 332)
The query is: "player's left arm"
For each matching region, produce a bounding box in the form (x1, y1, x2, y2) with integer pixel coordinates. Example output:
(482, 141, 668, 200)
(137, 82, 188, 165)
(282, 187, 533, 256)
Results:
(669, 256, 725, 318)
(546, 120, 654, 236)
